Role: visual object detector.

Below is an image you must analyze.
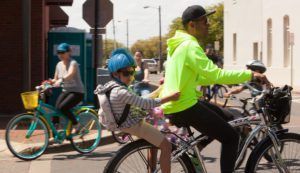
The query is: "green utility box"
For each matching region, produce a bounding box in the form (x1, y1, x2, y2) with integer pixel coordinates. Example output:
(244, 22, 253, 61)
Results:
(47, 27, 95, 106)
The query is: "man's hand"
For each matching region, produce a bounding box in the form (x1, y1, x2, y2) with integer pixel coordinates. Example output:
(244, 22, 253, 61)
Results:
(252, 71, 271, 87)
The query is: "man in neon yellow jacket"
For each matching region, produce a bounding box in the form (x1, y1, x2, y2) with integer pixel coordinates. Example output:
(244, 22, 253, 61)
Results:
(161, 5, 269, 173)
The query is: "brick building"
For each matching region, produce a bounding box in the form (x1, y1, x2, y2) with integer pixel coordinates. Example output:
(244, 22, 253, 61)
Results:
(0, 0, 72, 114)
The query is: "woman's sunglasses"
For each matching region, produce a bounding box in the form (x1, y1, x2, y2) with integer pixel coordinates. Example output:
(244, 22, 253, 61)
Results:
(119, 70, 135, 77)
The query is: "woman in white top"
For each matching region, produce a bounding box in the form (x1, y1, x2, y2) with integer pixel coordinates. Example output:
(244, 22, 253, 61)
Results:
(51, 43, 85, 130)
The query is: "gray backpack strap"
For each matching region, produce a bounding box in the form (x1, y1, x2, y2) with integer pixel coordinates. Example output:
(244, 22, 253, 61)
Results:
(106, 86, 131, 127)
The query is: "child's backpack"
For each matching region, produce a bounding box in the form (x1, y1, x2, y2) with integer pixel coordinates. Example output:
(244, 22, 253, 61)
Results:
(95, 85, 130, 131)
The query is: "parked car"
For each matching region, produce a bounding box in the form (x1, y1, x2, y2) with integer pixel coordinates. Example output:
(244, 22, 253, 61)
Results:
(142, 58, 158, 74)
(104, 59, 110, 68)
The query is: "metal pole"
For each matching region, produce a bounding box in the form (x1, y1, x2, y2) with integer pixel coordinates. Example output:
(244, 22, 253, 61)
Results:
(126, 19, 129, 50)
(104, 32, 107, 59)
(94, 0, 99, 67)
(93, 0, 100, 103)
(113, 19, 117, 49)
(158, 6, 162, 72)
(22, 0, 31, 91)
(291, 44, 293, 86)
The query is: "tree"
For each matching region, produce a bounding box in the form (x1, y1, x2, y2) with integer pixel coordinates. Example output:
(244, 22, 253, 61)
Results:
(166, 17, 184, 39)
(130, 36, 167, 59)
(102, 39, 125, 64)
(129, 3, 224, 57)
(202, 3, 224, 55)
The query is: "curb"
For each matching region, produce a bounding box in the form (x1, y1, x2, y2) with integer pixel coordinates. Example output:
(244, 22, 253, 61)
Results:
(0, 130, 116, 157)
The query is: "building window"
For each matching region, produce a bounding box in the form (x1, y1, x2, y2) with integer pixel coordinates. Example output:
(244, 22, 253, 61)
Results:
(253, 42, 258, 60)
(283, 15, 290, 67)
(267, 19, 272, 67)
(233, 33, 237, 62)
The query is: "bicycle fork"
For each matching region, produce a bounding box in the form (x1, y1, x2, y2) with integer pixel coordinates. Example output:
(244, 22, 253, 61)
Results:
(193, 145, 208, 173)
(26, 115, 39, 138)
(267, 130, 290, 173)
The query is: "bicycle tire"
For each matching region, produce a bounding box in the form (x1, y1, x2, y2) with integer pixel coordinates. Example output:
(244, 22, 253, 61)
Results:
(104, 139, 196, 173)
(235, 134, 249, 168)
(111, 131, 130, 144)
(245, 132, 300, 173)
(250, 125, 284, 163)
(5, 113, 49, 160)
(70, 111, 101, 153)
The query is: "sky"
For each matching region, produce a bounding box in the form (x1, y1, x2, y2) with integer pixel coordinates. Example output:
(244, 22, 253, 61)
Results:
(62, 0, 223, 46)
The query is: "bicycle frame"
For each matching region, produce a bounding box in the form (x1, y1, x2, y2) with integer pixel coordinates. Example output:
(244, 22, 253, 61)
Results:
(167, 109, 289, 173)
(29, 99, 96, 143)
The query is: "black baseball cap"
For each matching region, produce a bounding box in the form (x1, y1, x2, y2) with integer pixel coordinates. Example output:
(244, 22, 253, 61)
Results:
(182, 5, 216, 25)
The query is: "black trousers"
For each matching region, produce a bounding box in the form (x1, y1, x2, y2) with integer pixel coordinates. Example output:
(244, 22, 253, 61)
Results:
(54, 92, 84, 125)
(165, 101, 239, 173)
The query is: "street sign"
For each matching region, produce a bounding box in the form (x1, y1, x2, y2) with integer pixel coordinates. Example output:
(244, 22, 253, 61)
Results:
(82, 0, 113, 28)
(90, 28, 106, 34)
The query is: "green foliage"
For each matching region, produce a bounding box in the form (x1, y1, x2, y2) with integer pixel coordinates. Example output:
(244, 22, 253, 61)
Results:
(102, 39, 125, 64)
(166, 17, 184, 39)
(130, 36, 167, 59)
(202, 3, 224, 54)
(129, 3, 224, 58)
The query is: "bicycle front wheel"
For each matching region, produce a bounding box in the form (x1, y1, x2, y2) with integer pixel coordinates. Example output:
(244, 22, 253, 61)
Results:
(245, 133, 300, 173)
(5, 113, 49, 160)
(104, 139, 195, 173)
(70, 111, 101, 153)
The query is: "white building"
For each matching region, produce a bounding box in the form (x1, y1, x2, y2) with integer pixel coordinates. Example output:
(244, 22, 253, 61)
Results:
(224, 0, 300, 90)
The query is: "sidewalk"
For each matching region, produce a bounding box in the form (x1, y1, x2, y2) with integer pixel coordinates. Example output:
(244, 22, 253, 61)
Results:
(0, 116, 115, 157)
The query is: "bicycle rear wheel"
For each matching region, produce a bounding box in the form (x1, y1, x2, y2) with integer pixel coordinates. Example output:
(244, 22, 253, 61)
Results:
(5, 114, 49, 160)
(70, 111, 101, 153)
(104, 139, 195, 173)
(245, 133, 300, 173)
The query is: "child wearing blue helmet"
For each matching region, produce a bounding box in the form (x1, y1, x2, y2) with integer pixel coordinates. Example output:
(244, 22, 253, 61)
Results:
(95, 48, 180, 173)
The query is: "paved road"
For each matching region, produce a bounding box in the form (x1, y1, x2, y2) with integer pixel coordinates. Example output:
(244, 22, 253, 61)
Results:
(1, 115, 299, 173)
(0, 140, 121, 173)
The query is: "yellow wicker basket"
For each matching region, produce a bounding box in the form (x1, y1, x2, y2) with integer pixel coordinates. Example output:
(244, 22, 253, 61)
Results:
(21, 91, 39, 110)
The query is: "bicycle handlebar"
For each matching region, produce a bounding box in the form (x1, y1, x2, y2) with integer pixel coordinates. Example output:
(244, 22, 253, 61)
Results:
(243, 82, 263, 95)
(35, 83, 53, 92)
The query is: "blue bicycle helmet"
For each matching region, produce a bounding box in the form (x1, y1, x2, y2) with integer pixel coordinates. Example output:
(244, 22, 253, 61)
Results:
(108, 48, 136, 73)
(57, 43, 71, 53)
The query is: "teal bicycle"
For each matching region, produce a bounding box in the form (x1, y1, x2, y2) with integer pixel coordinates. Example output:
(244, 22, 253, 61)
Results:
(5, 82, 101, 160)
